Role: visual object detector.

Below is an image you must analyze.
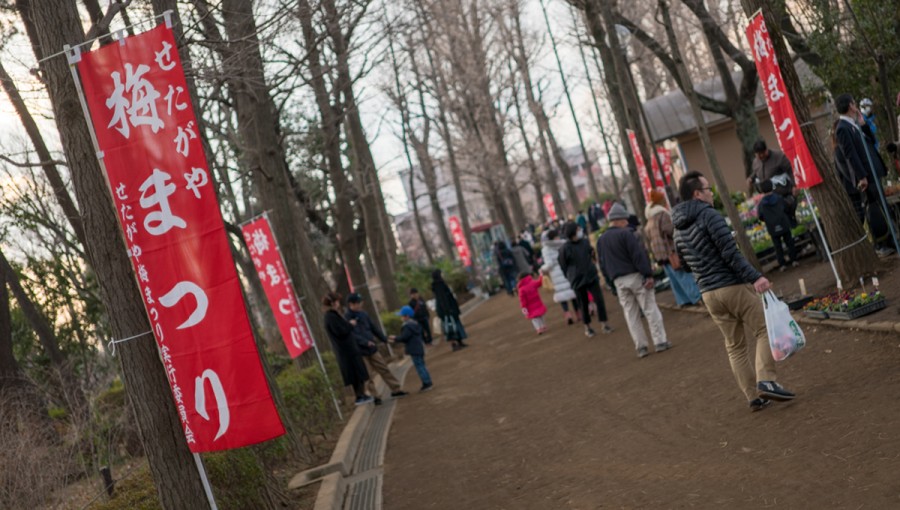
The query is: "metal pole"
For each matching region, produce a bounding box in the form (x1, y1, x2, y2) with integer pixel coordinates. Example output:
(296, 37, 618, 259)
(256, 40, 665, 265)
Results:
(67, 35, 218, 510)
(193, 453, 219, 510)
(261, 213, 344, 420)
(803, 189, 842, 289)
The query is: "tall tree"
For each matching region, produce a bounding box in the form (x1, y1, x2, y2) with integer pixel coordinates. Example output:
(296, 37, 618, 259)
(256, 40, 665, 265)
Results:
(214, 0, 331, 352)
(15, 0, 211, 507)
(320, 0, 402, 308)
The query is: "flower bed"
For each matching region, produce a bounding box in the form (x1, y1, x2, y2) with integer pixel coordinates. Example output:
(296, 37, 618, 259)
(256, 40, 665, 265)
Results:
(803, 290, 886, 320)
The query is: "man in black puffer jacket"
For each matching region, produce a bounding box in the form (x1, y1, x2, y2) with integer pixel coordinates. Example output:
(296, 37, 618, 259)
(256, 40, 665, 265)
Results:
(672, 171, 796, 412)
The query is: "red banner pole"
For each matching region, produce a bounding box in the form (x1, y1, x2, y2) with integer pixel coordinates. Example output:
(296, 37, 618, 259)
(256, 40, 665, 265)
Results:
(64, 33, 219, 509)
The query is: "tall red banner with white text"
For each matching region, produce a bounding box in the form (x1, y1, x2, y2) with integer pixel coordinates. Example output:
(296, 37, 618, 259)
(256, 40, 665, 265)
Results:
(76, 25, 284, 452)
(627, 129, 653, 202)
(448, 216, 472, 267)
(746, 14, 822, 189)
(241, 216, 314, 358)
(542, 193, 558, 221)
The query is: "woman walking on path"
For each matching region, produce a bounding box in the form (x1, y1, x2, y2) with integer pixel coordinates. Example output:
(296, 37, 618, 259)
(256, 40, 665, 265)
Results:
(517, 271, 548, 334)
(540, 229, 579, 324)
(431, 269, 469, 351)
(558, 222, 613, 338)
(322, 292, 374, 406)
(644, 190, 702, 307)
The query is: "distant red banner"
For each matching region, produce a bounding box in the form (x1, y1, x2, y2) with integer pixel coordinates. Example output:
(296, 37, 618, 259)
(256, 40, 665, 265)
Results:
(543, 193, 558, 221)
(746, 13, 822, 189)
(241, 215, 314, 358)
(627, 129, 653, 202)
(656, 148, 672, 184)
(76, 24, 284, 452)
(448, 216, 472, 267)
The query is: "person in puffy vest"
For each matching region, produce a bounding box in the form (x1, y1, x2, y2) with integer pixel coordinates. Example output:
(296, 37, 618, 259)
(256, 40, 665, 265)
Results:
(672, 171, 796, 412)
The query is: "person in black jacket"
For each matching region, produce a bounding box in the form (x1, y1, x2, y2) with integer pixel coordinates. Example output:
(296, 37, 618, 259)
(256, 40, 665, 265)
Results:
(408, 288, 433, 345)
(597, 203, 669, 358)
(321, 292, 373, 406)
(672, 172, 795, 412)
(834, 93, 895, 257)
(431, 270, 469, 351)
(756, 179, 799, 271)
(390, 306, 433, 392)
(346, 293, 408, 401)
(557, 222, 612, 338)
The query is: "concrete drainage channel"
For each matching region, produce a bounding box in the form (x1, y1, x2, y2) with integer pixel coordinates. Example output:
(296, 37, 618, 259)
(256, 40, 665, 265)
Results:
(289, 360, 411, 510)
(291, 294, 490, 510)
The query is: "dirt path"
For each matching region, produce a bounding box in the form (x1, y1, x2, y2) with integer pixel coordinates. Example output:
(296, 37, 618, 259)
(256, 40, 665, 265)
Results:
(383, 282, 900, 509)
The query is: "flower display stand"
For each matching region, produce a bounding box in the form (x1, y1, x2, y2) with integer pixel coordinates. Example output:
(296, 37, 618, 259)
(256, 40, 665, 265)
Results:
(803, 310, 829, 320)
(826, 299, 887, 321)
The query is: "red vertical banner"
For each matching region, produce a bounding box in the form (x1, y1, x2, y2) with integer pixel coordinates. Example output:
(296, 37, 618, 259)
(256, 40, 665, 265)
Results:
(241, 216, 314, 359)
(627, 129, 653, 202)
(656, 148, 673, 185)
(76, 25, 284, 452)
(448, 216, 472, 267)
(542, 193, 558, 221)
(746, 13, 822, 189)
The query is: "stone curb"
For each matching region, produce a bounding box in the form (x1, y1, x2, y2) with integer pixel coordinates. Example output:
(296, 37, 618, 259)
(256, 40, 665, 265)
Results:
(308, 295, 490, 508)
(658, 301, 900, 335)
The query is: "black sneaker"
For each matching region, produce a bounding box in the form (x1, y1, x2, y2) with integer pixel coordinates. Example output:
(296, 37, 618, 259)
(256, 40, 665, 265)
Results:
(567, 318, 574, 325)
(390, 391, 409, 398)
(637, 346, 650, 359)
(757, 381, 795, 401)
(373, 397, 383, 406)
(749, 397, 771, 412)
(420, 383, 434, 393)
(654, 342, 671, 352)
(354, 396, 374, 406)
(584, 327, 595, 338)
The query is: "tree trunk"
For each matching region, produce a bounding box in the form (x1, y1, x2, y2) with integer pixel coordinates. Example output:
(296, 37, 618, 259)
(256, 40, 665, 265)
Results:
(660, 0, 760, 271)
(15, 1, 212, 507)
(509, 61, 547, 225)
(579, 1, 645, 213)
(538, 0, 601, 201)
(320, 0, 401, 309)
(507, 3, 570, 216)
(740, 0, 876, 283)
(220, 0, 331, 359)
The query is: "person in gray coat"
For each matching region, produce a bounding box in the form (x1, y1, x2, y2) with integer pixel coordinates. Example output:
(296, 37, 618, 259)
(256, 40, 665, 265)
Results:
(597, 203, 670, 358)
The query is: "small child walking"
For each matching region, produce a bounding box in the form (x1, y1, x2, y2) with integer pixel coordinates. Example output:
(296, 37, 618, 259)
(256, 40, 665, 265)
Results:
(517, 271, 548, 334)
(757, 179, 799, 271)
(390, 306, 433, 392)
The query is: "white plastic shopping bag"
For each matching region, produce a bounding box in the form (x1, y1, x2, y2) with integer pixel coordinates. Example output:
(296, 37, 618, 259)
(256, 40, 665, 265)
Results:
(762, 290, 806, 361)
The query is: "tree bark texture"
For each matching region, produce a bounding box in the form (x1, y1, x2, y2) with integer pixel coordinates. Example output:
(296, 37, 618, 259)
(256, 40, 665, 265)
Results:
(320, 0, 402, 308)
(220, 0, 331, 357)
(578, 0, 645, 213)
(15, 1, 211, 507)
(740, 0, 876, 283)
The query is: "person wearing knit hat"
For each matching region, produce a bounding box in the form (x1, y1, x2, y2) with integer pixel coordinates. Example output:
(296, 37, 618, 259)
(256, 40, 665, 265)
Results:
(558, 220, 613, 337)
(598, 204, 670, 358)
(644, 189, 702, 307)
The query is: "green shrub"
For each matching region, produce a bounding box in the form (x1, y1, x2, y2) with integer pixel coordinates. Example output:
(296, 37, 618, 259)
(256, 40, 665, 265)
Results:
(275, 353, 343, 455)
(88, 463, 160, 510)
(379, 312, 403, 336)
(393, 254, 470, 301)
(204, 449, 271, 510)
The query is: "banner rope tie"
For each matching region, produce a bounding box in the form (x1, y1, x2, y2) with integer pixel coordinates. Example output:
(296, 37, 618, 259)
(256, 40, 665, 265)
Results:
(829, 234, 869, 255)
(107, 330, 153, 356)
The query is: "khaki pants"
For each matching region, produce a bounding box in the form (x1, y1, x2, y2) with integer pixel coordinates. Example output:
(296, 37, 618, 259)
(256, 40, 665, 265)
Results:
(703, 284, 777, 401)
(613, 273, 667, 350)
(364, 350, 401, 397)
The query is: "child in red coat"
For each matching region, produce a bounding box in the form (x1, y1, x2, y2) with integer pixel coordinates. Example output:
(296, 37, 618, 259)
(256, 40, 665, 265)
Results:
(517, 271, 548, 334)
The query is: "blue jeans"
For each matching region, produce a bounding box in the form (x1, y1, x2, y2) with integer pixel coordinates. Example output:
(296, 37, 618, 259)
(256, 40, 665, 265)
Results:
(663, 264, 702, 306)
(411, 355, 432, 386)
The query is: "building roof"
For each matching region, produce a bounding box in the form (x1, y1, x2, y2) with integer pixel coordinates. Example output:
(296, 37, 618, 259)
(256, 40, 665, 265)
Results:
(642, 60, 821, 143)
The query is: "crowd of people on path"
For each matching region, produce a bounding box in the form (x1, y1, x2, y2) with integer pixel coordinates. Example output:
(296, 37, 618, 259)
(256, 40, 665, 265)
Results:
(320, 269, 471, 407)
